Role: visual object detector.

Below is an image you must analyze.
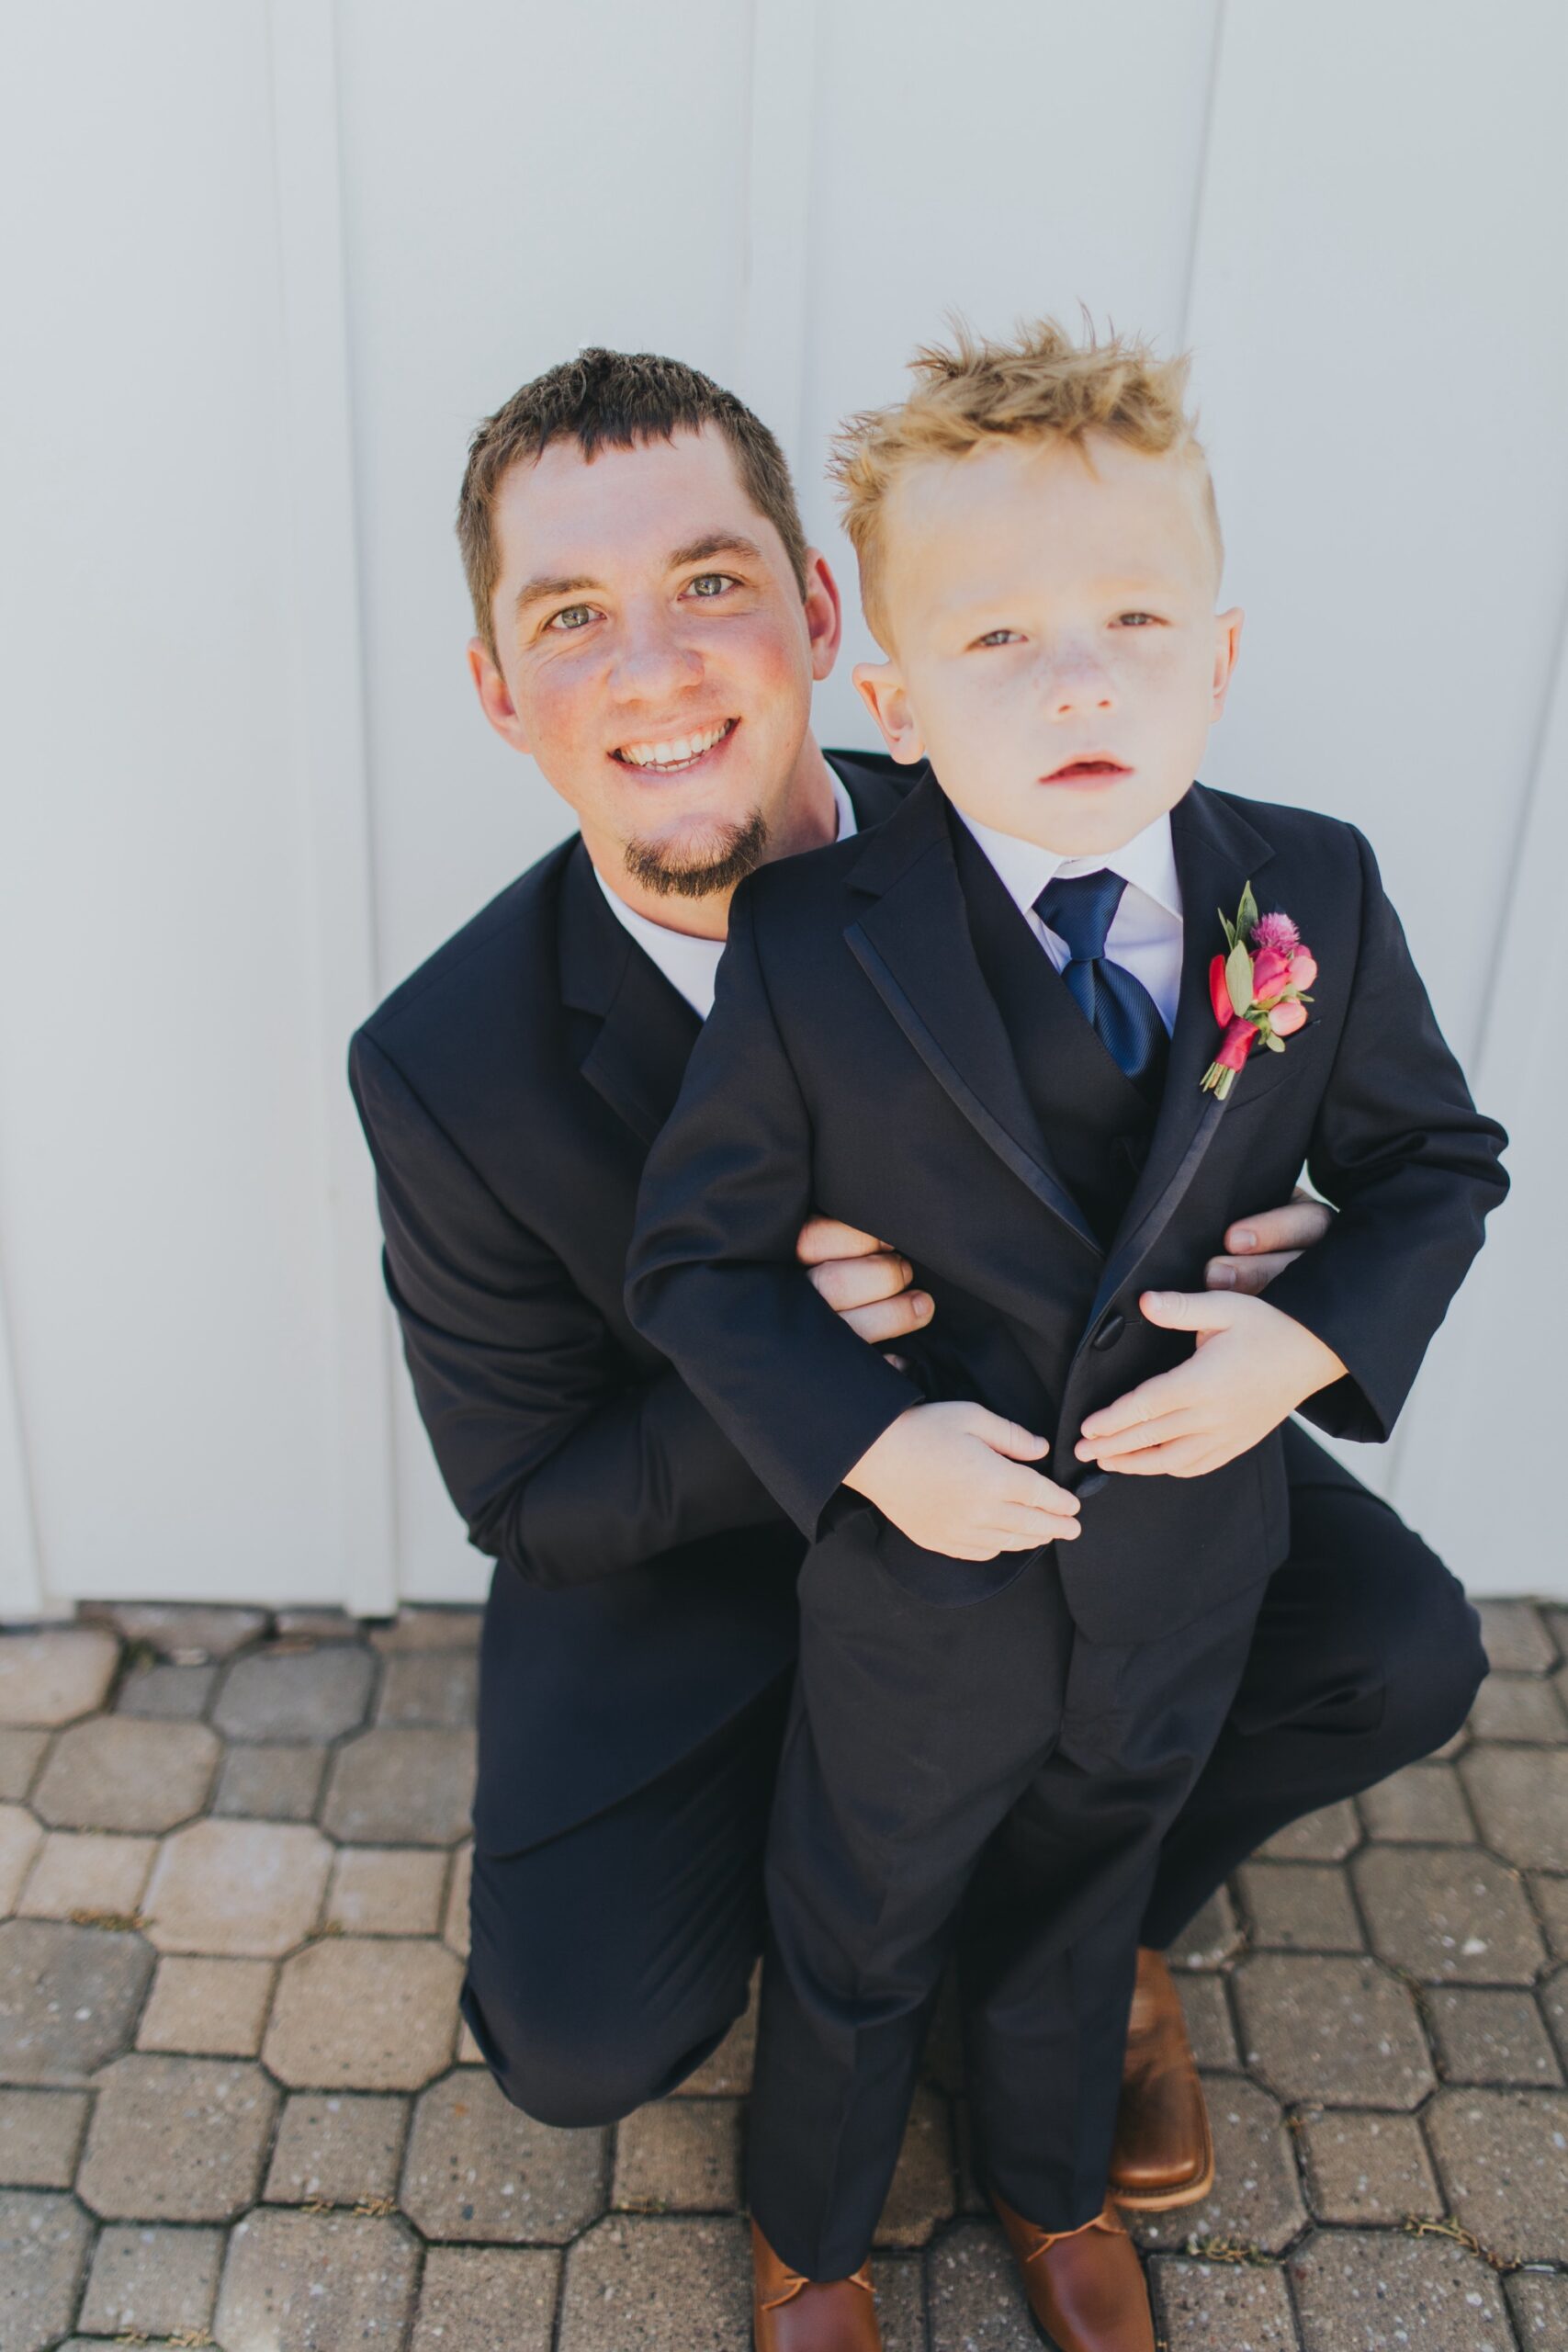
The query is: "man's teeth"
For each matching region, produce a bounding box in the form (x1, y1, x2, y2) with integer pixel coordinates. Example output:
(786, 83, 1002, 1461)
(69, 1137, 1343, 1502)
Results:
(618, 721, 732, 770)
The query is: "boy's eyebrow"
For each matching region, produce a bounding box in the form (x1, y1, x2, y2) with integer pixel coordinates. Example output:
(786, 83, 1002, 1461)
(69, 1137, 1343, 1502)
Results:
(513, 534, 768, 619)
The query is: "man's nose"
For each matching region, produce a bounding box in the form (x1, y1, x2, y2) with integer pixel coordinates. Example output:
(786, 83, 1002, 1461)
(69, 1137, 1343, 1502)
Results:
(610, 607, 704, 701)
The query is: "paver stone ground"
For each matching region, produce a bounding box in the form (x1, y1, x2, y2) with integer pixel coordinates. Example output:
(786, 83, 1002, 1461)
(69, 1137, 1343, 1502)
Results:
(213, 2206, 421, 2351)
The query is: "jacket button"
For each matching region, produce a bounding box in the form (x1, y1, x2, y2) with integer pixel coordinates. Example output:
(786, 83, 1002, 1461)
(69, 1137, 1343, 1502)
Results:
(1091, 1310, 1125, 1351)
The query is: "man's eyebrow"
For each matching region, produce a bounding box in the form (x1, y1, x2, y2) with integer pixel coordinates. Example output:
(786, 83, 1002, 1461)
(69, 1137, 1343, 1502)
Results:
(513, 572, 600, 618)
(667, 533, 766, 570)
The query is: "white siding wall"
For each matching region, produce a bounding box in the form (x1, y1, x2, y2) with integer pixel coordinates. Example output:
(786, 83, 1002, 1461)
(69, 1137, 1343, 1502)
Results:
(2, 0, 1562, 1612)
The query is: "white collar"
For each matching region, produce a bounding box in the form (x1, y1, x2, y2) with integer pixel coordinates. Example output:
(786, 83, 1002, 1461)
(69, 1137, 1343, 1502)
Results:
(952, 800, 1182, 928)
(592, 763, 858, 1018)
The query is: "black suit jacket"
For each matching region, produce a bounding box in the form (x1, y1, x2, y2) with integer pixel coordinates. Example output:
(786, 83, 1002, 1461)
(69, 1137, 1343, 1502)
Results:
(348, 752, 907, 1851)
(626, 775, 1508, 1643)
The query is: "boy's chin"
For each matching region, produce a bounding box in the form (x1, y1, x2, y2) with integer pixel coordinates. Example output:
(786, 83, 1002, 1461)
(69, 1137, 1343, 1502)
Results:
(964, 783, 1172, 855)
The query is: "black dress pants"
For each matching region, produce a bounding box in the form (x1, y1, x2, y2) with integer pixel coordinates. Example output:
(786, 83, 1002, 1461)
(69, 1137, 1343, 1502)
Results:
(460, 1428, 1485, 2151)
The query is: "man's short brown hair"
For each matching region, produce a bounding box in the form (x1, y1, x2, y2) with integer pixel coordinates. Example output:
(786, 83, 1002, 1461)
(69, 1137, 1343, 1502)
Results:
(829, 314, 1224, 644)
(457, 348, 811, 663)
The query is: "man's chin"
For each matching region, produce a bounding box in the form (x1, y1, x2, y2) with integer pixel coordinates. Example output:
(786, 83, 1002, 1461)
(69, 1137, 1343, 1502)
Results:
(623, 808, 770, 900)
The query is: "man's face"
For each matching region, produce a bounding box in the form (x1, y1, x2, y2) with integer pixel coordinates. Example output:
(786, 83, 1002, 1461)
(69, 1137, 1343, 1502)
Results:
(470, 425, 840, 899)
(854, 431, 1242, 856)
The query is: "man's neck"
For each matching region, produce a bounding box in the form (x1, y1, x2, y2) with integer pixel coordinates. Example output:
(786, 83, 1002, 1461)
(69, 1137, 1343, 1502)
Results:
(585, 734, 840, 944)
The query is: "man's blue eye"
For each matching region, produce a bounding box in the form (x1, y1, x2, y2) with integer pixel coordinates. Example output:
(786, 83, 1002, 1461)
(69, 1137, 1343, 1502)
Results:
(688, 573, 738, 597)
(548, 605, 595, 630)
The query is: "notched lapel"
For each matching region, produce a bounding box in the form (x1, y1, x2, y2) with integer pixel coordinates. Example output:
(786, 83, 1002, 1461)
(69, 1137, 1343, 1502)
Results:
(844, 778, 1102, 1258)
(1087, 785, 1279, 1322)
(558, 841, 701, 1148)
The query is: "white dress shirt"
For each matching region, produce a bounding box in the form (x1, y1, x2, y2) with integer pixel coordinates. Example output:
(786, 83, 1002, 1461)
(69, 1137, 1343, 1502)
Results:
(594, 766, 859, 1018)
(953, 803, 1186, 1034)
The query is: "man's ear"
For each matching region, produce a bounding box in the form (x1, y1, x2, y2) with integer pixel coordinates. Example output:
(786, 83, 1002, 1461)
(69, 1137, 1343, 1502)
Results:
(801, 549, 843, 683)
(1211, 606, 1244, 718)
(468, 636, 531, 756)
(853, 660, 925, 763)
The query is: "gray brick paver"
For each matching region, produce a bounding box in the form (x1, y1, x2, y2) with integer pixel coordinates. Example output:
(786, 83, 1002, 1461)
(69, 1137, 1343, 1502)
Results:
(558, 2214, 750, 2349)
(214, 2206, 421, 2350)
(1149, 2255, 1298, 2350)
(78, 2219, 225, 2335)
(1236, 1859, 1364, 1951)
(1461, 1745, 1568, 1871)
(1475, 1599, 1557, 1673)
(0, 2085, 91, 2185)
(1233, 1952, 1434, 2108)
(30, 1713, 219, 1833)
(265, 2088, 410, 2204)
(78, 1600, 267, 1658)
(0, 2186, 93, 2352)
(265, 1934, 462, 2089)
(1290, 2226, 1514, 2350)
(1353, 1844, 1546, 1982)
(400, 2068, 608, 2242)
(1509, 2270, 1568, 2351)
(1298, 2107, 1443, 2222)
(411, 2244, 560, 2350)
(0, 1916, 154, 2083)
(321, 1724, 477, 1845)
(927, 2219, 1039, 2350)
(0, 1626, 119, 1726)
(1426, 1984, 1563, 2086)
(213, 1641, 374, 1742)
(1425, 2086, 1568, 2264)
(78, 2052, 279, 2221)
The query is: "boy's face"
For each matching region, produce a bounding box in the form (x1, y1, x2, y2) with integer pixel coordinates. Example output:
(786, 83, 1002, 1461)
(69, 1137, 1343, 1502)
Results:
(854, 431, 1242, 856)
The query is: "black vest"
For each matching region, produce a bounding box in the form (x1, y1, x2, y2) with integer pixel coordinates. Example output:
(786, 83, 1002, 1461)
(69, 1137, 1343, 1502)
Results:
(948, 810, 1159, 1248)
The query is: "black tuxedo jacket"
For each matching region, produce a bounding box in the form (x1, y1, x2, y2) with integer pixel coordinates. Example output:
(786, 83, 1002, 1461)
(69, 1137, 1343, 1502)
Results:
(348, 752, 906, 1851)
(626, 775, 1508, 1643)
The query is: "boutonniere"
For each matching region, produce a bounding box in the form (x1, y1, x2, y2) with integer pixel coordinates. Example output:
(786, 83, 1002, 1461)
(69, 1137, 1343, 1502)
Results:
(1201, 883, 1318, 1098)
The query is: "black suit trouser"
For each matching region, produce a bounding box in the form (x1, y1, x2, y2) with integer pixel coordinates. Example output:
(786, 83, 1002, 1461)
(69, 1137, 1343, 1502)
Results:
(459, 1433, 1485, 2150)
(745, 1519, 1266, 2278)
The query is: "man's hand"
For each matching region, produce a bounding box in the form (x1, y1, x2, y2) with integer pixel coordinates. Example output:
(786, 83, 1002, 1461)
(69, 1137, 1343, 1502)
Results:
(1203, 1187, 1334, 1297)
(797, 1215, 932, 1346)
(1075, 1291, 1348, 1479)
(844, 1403, 1080, 1560)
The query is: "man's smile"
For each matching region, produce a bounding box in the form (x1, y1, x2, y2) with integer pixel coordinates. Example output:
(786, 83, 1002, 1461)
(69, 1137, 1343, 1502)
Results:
(613, 718, 740, 774)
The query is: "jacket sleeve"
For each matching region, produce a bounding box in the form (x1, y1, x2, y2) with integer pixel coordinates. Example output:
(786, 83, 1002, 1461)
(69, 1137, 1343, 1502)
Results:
(625, 878, 924, 1536)
(347, 1030, 786, 1587)
(1259, 825, 1509, 1442)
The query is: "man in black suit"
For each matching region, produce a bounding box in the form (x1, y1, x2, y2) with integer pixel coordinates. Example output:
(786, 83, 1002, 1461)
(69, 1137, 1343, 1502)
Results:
(348, 349, 1489, 2279)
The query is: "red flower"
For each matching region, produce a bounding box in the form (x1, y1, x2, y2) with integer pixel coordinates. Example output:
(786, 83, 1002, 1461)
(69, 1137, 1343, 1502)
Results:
(1209, 954, 1234, 1027)
(1250, 945, 1293, 1003)
(1215, 1018, 1258, 1072)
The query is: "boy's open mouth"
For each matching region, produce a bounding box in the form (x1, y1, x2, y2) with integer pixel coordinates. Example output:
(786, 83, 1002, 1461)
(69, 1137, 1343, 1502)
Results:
(1040, 755, 1132, 785)
(612, 718, 739, 775)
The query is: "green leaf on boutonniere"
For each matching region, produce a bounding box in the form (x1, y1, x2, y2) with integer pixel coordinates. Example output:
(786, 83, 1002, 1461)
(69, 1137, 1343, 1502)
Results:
(1218, 908, 1237, 953)
(1225, 941, 1255, 1019)
(1237, 880, 1259, 938)
(1261, 1028, 1286, 1052)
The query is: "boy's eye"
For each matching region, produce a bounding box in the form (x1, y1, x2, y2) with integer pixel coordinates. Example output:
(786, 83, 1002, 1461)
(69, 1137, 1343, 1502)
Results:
(1116, 612, 1161, 627)
(972, 628, 1022, 649)
(687, 571, 739, 598)
(547, 604, 598, 632)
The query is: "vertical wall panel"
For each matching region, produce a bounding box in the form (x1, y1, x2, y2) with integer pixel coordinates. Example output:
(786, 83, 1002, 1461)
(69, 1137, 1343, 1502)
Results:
(334, 0, 757, 1596)
(0, 3, 347, 1602)
(797, 0, 1223, 749)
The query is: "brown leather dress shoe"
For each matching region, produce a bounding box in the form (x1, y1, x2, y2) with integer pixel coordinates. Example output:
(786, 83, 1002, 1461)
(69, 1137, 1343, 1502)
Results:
(1108, 1945, 1215, 2211)
(990, 2191, 1155, 2352)
(750, 2220, 883, 2351)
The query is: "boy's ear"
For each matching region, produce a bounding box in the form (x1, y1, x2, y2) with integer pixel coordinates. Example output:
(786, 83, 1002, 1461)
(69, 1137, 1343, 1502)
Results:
(468, 636, 532, 757)
(1211, 605, 1244, 718)
(852, 660, 926, 764)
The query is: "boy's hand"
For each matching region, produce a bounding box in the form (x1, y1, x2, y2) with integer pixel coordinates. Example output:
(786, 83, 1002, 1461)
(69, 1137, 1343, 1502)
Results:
(1075, 1292, 1348, 1478)
(844, 1403, 1080, 1560)
(1204, 1187, 1335, 1296)
(796, 1214, 933, 1346)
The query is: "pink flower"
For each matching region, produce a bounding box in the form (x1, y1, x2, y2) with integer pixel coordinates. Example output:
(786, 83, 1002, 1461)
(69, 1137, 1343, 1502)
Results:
(1215, 1018, 1258, 1071)
(1289, 950, 1318, 990)
(1269, 1000, 1308, 1036)
(1250, 945, 1293, 1003)
(1209, 954, 1234, 1027)
(1252, 910, 1300, 955)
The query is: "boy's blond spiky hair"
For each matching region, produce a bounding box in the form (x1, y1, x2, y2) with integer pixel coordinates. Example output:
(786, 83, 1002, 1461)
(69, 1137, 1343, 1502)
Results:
(829, 313, 1223, 643)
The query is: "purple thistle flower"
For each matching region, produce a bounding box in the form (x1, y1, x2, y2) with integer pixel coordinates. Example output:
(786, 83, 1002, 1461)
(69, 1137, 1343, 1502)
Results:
(1251, 910, 1301, 954)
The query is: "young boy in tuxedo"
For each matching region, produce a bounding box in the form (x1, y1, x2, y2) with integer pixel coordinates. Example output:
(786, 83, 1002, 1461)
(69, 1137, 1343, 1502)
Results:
(625, 320, 1506, 2352)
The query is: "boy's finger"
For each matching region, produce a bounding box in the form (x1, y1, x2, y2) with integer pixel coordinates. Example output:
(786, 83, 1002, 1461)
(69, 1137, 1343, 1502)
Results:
(1137, 1287, 1239, 1335)
(838, 1293, 932, 1345)
(1078, 1408, 1203, 1464)
(807, 1251, 914, 1310)
(971, 1410, 1050, 1460)
(1096, 1433, 1212, 1477)
(795, 1214, 891, 1264)
(1078, 1364, 1193, 1442)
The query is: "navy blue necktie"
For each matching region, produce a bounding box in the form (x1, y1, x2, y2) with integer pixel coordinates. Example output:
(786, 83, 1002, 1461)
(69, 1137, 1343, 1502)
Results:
(1033, 868, 1169, 1091)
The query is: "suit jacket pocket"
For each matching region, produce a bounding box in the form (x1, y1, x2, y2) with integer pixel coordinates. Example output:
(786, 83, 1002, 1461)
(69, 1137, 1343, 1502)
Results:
(869, 1515, 1046, 1609)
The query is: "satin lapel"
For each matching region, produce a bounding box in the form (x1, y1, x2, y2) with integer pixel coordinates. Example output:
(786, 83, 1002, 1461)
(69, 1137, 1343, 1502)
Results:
(558, 841, 702, 1148)
(1085, 785, 1277, 1325)
(844, 780, 1102, 1258)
